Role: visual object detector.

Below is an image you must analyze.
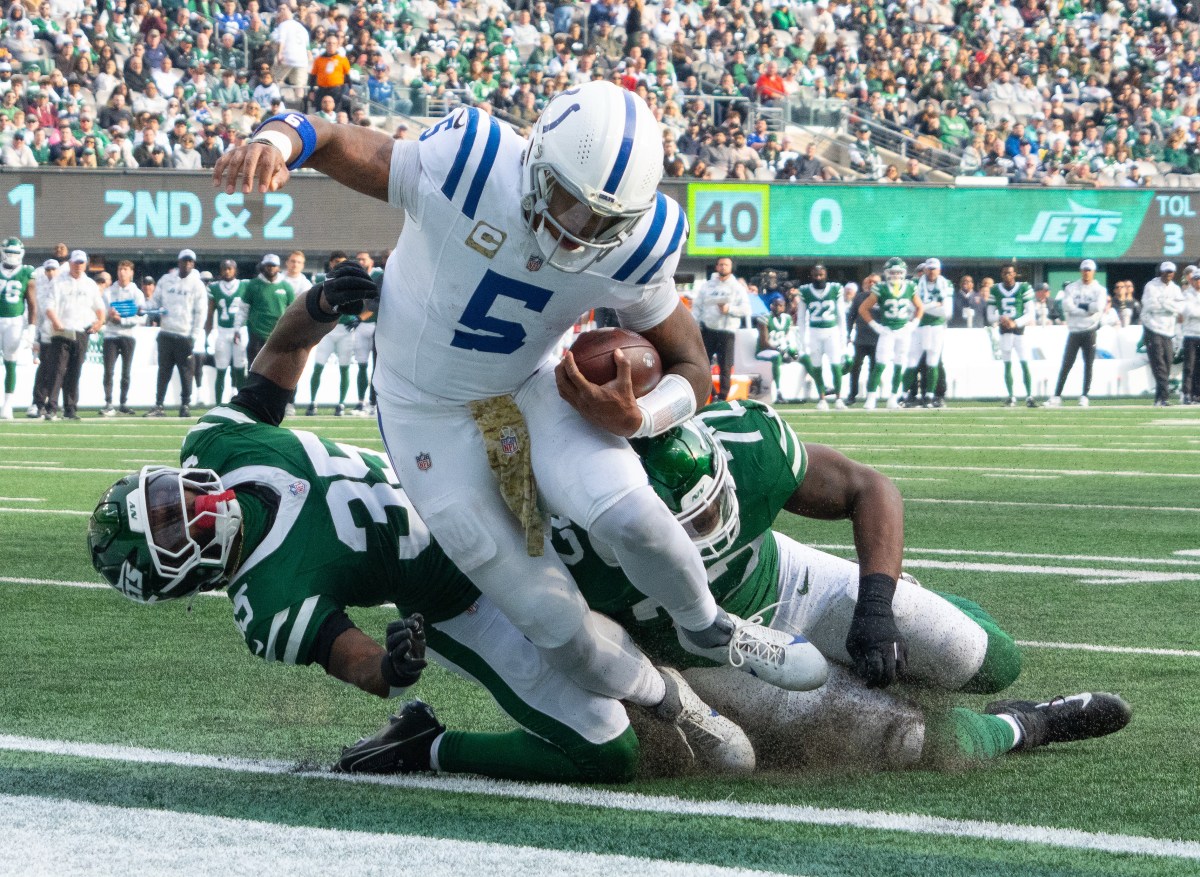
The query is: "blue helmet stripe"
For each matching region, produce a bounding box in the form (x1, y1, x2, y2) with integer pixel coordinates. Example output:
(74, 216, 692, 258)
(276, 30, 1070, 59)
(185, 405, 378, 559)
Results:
(462, 116, 501, 219)
(601, 90, 637, 196)
(441, 108, 480, 202)
(613, 193, 667, 282)
(636, 207, 686, 285)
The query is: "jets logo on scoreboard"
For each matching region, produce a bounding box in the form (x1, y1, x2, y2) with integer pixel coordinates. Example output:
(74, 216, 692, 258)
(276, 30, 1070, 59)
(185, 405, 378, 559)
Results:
(1014, 200, 1122, 245)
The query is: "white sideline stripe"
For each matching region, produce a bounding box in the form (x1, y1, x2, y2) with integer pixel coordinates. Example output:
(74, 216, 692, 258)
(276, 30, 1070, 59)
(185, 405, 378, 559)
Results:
(877, 463, 1200, 479)
(1, 739, 1198, 863)
(1018, 641, 1200, 658)
(0, 463, 128, 474)
(810, 544, 1200, 568)
(0, 506, 90, 516)
(0, 794, 781, 877)
(0, 496, 43, 502)
(907, 498, 1200, 514)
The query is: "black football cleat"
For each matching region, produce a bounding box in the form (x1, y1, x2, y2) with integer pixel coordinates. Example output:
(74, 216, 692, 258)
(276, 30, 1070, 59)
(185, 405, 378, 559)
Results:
(987, 692, 1131, 752)
(334, 700, 444, 774)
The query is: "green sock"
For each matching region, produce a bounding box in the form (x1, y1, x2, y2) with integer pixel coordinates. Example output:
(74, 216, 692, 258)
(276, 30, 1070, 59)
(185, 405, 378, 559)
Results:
(944, 708, 1017, 760)
(214, 368, 226, 405)
(1004, 362, 1014, 396)
(867, 363, 884, 393)
(338, 366, 350, 403)
(903, 367, 919, 394)
(927, 365, 940, 395)
(436, 725, 638, 784)
(1021, 361, 1033, 395)
(771, 357, 781, 391)
(829, 364, 842, 396)
(357, 364, 369, 401)
(232, 367, 245, 389)
(310, 364, 324, 403)
(4, 360, 15, 394)
(801, 355, 825, 395)
(890, 366, 904, 394)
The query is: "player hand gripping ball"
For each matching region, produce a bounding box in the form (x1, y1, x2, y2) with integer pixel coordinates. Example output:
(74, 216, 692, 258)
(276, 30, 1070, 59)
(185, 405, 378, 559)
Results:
(380, 613, 428, 689)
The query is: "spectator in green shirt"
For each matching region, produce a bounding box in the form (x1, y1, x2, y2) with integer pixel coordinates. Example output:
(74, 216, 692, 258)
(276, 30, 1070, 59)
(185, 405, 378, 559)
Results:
(242, 254, 296, 366)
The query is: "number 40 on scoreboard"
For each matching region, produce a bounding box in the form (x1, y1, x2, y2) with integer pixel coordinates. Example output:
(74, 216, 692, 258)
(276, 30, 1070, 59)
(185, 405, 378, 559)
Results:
(687, 184, 770, 257)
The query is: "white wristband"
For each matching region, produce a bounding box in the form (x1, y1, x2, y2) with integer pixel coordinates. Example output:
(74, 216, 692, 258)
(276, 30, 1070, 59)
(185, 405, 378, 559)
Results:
(631, 372, 697, 438)
(868, 321, 883, 334)
(248, 129, 294, 163)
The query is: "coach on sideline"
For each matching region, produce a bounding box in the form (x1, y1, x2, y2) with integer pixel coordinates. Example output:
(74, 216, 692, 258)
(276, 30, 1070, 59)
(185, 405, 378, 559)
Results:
(1141, 261, 1184, 407)
(43, 250, 103, 421)
(693, 257, 751, 401)
(146, 249, 207, 418)
(1048, 259, 1107, 408)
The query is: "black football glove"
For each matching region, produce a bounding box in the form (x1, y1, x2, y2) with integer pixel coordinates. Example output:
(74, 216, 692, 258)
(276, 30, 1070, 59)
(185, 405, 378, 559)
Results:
(845, 574, 908, 688)
(379, 613, 427, 690)
(318, 262, 377, 316)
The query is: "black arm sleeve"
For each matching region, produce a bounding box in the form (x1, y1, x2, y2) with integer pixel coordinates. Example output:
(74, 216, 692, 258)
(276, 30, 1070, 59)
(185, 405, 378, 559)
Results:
(230, 371, 294, 426)
(311, 609, 358, 671)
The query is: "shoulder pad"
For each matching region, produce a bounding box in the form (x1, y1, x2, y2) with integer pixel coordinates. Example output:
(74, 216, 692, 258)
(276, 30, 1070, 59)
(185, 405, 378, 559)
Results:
(609, 192, 689, 285)
(417, 106, 514, 220)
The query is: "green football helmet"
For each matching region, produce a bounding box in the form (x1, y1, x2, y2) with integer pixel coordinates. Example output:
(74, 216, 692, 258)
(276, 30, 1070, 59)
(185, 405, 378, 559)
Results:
(2, 237, 23, 270)
(883, 257, 907, 283)
(88, 466, 243, 604)
(632, 420, 740, 561)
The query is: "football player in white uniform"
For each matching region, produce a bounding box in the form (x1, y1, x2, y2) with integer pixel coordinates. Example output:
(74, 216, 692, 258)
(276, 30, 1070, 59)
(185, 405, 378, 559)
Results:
(0, 238, 36, 420)
(215, 84, 827, 719)
(206, 259, 249, 406)
(903, 258, 953, 408)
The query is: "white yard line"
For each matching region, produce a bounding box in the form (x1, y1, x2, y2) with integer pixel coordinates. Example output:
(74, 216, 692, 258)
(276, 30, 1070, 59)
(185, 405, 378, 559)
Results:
(900, 557, 1200, 585)
(983, 474, 1060, 480)
(0, 464, 131, 474)
(907, 498, 1200, 514)
(841, 445, 1200, 455)
(877, 463, 1200, 479)
(1017, 641, 1200, 658)
(0, 507, 91, 516)
(0, 794, 782, 877)
(0, 496, 43, 503)
(810, 545, 1200, 568)
(1, 737, 1197, 862)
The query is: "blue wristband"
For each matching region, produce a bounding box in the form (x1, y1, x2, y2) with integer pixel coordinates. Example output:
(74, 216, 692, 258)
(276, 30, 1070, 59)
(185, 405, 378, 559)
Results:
(256, 112, 317, 171)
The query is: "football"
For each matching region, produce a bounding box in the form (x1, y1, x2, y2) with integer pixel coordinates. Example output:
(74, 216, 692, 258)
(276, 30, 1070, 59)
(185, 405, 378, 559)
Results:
(569, 328, 663, 397)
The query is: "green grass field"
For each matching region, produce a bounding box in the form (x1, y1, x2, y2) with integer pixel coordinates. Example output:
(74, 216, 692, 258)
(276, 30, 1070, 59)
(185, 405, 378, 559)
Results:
(2, 402, 1198, 876)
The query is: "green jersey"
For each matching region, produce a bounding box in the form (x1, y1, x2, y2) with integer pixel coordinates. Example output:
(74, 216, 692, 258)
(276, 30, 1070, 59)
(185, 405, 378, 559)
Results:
(916, 275, 954, 327)
(242, 276, 295, 339)
(798, 282, 844, 329)
(179, 398, 478, 665)
(551, 400, 807, 664)
(0, 264, 33, 319)
(872, 279, 918, 329)
(757, 312, 797, 355)
(208, 279, 247, 329)
(990, 282, 1033, 332)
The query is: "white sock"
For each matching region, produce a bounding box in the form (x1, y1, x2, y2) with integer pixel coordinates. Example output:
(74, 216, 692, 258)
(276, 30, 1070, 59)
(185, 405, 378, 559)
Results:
(428, 732, 445, 772)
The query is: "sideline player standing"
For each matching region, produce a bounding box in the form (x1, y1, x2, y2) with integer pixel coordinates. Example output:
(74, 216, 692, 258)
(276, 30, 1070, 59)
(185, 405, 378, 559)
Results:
(857, 258, 923, 410)
(0, 238, 36, 420)
(1048, 259, 1106, 407)
(146, 249, 208, 418)
(903, 258, 952, 408)
(214, 82, 837, 707)
(206, 259, 248, 406)
(988, 264, 1037, 408)
(101, 260, 146, 416)
(796, 264, 846, 409)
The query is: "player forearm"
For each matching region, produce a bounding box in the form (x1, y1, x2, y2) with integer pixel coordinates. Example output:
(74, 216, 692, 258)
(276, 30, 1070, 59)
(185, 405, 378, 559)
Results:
(327, 626, 390, 698)
(251, 292, 338, 390)
(639, 301, 713, 405)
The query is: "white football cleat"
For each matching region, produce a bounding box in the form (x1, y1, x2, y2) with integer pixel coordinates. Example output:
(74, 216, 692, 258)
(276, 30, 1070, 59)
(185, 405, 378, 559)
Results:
(863, 393, 877, 410)
(1046, 396, 1062, 407)
(0, 401, 12, 421)
(834, 398, 847, 410)
(679, 611, 829, 693)
(886, 395, 900, 409)
(655, 667, 755, 775)
(815, 398, 829, 411)
(1078, 395, 1089, 407)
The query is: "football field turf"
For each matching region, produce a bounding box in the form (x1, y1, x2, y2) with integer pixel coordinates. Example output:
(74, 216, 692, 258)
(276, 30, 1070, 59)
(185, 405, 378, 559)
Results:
(2, 402, 1198, 876)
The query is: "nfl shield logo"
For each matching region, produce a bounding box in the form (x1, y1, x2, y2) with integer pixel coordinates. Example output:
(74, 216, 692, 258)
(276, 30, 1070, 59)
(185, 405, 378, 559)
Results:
(416, 452, 432, 471)
(289, 480, 306, 497)
(500, 427, 520, 456)
(526, 254, 543, 272)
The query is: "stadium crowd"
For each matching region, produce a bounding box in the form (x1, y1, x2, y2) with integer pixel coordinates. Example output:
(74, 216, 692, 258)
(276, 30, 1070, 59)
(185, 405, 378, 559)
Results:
(0, 0, 1195, 186)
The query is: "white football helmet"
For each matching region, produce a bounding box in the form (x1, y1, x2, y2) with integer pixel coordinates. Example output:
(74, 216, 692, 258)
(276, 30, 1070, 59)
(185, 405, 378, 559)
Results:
(522, 81, 663, 272)
(2, 237, 24, 270)
(883, 257, 908, 284)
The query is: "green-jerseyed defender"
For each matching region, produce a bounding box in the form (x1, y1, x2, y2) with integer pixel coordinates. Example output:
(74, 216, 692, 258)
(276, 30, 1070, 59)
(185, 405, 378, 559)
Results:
(552, 398, 1132, 770)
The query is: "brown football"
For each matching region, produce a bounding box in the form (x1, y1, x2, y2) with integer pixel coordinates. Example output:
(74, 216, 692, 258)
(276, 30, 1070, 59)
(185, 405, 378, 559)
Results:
(569, 328, 664, 397)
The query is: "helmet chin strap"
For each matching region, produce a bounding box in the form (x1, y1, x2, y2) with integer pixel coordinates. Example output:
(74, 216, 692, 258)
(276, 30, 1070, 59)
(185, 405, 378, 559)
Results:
(194, 489, 237, 534)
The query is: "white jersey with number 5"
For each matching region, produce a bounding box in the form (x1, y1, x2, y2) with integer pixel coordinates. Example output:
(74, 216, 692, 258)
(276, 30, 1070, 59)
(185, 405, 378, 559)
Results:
(375, 105, 689, 403)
